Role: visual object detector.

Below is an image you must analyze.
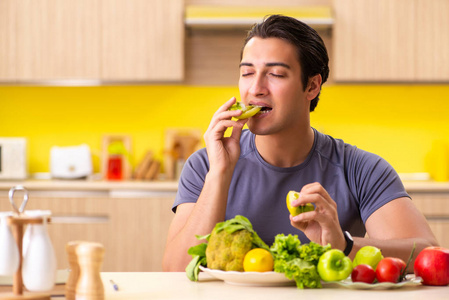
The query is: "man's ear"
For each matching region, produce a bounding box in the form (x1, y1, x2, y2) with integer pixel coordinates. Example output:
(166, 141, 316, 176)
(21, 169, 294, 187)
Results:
(306, 74, 322, 101)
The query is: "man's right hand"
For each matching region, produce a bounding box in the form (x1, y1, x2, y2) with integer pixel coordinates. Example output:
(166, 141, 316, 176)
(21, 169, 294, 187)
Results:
(203, 97, 248, 174)
(163, 97, 248, 272)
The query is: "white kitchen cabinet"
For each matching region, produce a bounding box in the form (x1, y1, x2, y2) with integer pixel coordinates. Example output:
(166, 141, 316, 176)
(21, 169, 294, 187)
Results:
(333, 0, 449, 82)
(0, 0, 184, 83)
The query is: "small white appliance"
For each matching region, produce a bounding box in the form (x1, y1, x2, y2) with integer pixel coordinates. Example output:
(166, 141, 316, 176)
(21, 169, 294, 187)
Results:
(50, 144, 93, 179)
(0, 138, 28, 180)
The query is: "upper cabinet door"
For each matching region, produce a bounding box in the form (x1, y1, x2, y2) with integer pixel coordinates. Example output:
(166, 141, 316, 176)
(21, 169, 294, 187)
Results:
(0, 0, 184, 83)
(333, 0, 415, 82)
(333, 0, 449, 82)
(101, 0, 184, 82)
(15, 0, 102, 81)
(0, 0, 17, 82)
(414, 0, 449, 81)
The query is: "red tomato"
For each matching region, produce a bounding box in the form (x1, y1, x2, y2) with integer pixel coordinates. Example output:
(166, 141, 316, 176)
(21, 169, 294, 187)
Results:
(376, 257, 406, 283)
(351, 264, 376, 283)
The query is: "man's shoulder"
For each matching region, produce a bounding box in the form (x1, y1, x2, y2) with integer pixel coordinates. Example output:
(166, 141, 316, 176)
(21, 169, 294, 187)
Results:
(314, 129, 381, 166)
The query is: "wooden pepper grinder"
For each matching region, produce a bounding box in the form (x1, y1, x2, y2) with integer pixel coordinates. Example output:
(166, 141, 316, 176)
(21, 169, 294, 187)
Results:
(75, 242, 105, 300)
(65, 241, 82, 300)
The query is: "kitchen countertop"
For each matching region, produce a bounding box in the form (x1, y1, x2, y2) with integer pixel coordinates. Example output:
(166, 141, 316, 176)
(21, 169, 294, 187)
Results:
(0, 179, 449, 192)
(0, 180, 179, 198)
(0, 179, 178, 192)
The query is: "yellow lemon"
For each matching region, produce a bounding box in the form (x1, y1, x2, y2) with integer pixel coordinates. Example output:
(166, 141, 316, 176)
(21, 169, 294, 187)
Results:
(286, 190, 315, 217)
(243, 248, 274, 272)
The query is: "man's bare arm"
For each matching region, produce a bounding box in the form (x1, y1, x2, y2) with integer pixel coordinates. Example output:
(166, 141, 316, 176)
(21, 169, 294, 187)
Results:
(352, 197, 438, 271)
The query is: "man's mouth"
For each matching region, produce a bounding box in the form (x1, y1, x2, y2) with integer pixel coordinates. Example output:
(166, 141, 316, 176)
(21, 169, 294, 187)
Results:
(257, 106, 272, 114)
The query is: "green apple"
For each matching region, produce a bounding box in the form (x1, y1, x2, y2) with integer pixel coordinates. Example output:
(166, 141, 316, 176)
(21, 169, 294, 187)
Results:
(353, 246, 383, 270)
(317, 249, 353, 282)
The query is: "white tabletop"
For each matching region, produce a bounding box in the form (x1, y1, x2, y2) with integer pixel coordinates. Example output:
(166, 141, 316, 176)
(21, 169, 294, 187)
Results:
(100, 272, 449, 300)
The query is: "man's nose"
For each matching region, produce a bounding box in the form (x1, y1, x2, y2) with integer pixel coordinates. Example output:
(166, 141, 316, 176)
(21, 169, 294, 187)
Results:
(249, 74, 268, 97)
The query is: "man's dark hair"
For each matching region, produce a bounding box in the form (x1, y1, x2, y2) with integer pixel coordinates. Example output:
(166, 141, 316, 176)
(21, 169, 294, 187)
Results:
(241, 15, 329, 112)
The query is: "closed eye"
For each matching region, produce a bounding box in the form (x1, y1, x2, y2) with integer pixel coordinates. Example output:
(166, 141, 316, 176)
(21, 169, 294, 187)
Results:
(270, 73, 284, 78)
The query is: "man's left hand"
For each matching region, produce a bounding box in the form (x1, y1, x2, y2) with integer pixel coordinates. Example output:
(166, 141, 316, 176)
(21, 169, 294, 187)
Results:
(289, 182, 346, 251)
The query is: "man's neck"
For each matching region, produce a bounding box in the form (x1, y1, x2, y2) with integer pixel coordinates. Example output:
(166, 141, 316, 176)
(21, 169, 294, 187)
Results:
(254, 127, 315, 168)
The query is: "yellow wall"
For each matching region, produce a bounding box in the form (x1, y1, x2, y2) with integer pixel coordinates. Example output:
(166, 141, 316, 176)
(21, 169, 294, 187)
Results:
(1, 85, 448, 177)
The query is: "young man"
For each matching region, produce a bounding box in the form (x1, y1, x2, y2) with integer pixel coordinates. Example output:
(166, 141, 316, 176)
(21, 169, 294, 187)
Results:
(162, 15, 437, 272)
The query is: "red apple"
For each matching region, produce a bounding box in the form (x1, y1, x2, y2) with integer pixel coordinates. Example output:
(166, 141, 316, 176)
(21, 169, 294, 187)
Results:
(414, 246, 449, 286)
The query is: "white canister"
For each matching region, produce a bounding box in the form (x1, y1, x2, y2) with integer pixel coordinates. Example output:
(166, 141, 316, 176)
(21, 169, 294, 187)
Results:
(0, 212, 20, 276)
(22, 210, 52, 258)
(22, 217, 57, 291)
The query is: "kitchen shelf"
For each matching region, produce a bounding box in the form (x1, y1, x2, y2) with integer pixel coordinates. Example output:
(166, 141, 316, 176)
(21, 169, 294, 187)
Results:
(185, 5, 334, 29)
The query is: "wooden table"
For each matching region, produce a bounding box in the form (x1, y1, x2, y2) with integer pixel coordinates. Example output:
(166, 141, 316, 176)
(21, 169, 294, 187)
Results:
(2, 272, 449, 299)
(98, 272, 449, 300)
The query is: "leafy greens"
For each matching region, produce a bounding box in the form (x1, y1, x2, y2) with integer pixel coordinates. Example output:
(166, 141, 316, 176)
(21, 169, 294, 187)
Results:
(270, 234, 331, 289)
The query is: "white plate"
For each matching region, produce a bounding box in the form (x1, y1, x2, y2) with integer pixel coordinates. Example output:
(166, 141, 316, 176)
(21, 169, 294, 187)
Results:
(324, 274, 422, 290)
(199, 266, 295, 287)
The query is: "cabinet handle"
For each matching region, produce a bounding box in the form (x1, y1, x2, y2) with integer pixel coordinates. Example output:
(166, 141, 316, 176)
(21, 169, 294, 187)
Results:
(425, 215, 449, 222)
(50, 215, 109, 224)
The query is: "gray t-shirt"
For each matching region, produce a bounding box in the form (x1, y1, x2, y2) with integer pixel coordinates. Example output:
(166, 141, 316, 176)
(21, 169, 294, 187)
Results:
(173, 128, 409, 245)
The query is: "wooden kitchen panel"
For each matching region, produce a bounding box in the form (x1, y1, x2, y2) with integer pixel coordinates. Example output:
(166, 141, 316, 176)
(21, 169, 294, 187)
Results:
(333, 0, 449, 82)
(14, 0, 101, 80)
(333, 0, 415, 82)
(186, 0, 331, 5)
(101, 0, 184, 81)
(185, 28, 333, 85)
(414, 0, 449, 81)
(185, 29, 243, 86)
(428, 221, 449, 249)
(1, 0, 184, 83)
(0, 0, 17, 81)
(0, 195, 175, 272)
(409, 192, 449, 249)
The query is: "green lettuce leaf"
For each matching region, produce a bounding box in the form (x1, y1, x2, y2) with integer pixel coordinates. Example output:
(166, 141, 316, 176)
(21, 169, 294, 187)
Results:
(270, 234, 330, 289)
(280, 258, 322, 289)
(185, 243, 207, 281)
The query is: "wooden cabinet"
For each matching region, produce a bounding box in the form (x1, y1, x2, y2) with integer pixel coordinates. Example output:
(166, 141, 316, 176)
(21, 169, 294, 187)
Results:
(0, 0, 184, 82)
(101, 0, 184, 81)
(333, 0, 449, 82)
(0, 193, 175, 272)
(0, 0, 17, 82)
(409, 192, 449, 249)
(15, 0, 101, 81)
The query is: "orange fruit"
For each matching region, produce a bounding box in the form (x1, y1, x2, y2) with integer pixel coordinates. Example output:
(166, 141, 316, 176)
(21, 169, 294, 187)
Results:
(243, 248, 274, 272)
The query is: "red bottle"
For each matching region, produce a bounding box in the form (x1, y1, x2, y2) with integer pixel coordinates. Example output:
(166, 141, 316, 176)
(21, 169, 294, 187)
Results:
(107, 155, 122, 180)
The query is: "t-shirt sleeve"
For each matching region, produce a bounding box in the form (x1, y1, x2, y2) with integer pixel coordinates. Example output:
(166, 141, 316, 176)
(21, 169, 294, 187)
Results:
(346, 148, 410, 223)
(172, 149, 209, 212)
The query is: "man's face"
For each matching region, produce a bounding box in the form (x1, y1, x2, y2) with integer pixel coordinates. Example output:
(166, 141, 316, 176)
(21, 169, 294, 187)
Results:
(239, 37, 311, 136)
